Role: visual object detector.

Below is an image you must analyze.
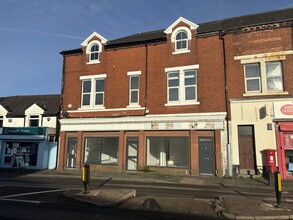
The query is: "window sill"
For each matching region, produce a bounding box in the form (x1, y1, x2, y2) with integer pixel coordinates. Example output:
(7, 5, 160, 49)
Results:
(126, 104, 141, 109)
(78, 106, 105, 111)
(243, 91, 289, 97)
(86, 60, 100, 65)
(172, 50, 190, 55)
(164, 101, 200, 107)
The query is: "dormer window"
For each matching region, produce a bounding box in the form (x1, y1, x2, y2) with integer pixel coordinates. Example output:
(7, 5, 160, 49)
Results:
(164, 17, 198, 55)
(81, 32, 107, 65)
(175, 31, 188, 51)
(90, 44, 99, 61)
(29, 115, 39, 127)
(86, 40, 102, 64)
(171, 27, 192, 54)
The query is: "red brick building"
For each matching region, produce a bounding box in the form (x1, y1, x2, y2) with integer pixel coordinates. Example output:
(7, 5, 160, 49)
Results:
(58, 8, 293, 177)
(58, 17, 227, 176)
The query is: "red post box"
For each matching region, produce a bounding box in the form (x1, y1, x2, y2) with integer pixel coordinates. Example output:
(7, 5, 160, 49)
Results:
(264, 149, 277, 174)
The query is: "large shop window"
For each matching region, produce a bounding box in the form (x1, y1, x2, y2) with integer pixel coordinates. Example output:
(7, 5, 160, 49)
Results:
(84, 137, 118, 165)
(146, 137, 189, 168)
(3, 142, 38, 167)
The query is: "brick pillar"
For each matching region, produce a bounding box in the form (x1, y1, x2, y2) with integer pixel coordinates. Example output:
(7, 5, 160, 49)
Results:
(57, 131, 66, 170)
(190, 130, 198, 175)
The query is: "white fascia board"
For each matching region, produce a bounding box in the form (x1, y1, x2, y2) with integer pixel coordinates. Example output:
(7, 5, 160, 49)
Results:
(59, 112, 227, 131)
(81, 32, 107, 46)
(25, 103, 45, 115)
(164, 17, 199, 34)
(0, 105, 8, 115)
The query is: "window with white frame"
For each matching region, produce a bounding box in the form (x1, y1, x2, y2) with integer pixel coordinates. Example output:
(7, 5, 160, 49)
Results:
(175, 31, 188, 51)
(171, 27, 192, 54)
(90, 44, 99, 62)
(165, 65, 199, 106)
(127, 71, 141, 107)
(86, 40, 102, 64)
(244, 61, 284, 94)
(80, 74, 106, 109)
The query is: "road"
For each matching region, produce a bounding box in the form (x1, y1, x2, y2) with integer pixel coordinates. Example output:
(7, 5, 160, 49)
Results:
(0, 173, 292, 219)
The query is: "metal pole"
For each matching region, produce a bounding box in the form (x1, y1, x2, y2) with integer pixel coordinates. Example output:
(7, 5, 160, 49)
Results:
(274, 171, 282, 208)
(82, 164, 90, 194)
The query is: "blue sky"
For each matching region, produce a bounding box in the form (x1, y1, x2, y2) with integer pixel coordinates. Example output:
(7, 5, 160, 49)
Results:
(0, 0, 292, 97)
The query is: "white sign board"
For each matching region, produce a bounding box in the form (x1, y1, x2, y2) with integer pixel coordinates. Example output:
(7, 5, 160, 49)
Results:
(274, 101, 293, 119)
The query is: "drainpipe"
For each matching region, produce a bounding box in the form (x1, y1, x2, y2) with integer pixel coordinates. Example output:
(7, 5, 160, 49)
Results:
(219, 30, 232, 176)
(144, 43, 149, 115)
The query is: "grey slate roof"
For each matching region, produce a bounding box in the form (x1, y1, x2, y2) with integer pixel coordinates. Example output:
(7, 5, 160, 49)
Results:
(60, 7, 293, 54)
(0, 94, 60, 117)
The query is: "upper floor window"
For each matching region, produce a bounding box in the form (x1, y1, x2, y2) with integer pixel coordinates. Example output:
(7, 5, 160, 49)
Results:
(127, 71, 141, 108)
(86, 40, 102, 64)
(80, 74, 106, 109)
(165, 65, 199, 106)
(244, 61, 284, 94)
(90, 44, 99, 62)
(29, 115, 39, 127)
(175, 31, 188, 51)
(171, 27, 192, 54)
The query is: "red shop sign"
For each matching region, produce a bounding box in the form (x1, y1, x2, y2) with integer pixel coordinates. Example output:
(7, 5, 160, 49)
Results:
(281, 104, 293, 115)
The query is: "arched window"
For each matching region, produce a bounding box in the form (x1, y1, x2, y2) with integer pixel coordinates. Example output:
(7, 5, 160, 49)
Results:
(86, 40, 102, 64)
(90, 44, 99, 61)
(175, 31, 188, 50)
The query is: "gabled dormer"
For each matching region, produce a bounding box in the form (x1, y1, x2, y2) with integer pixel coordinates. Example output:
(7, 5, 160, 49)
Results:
(25, 104, 45, 127)
(164, 17, 198, 55)
(81, 32, 107, 65)
(0, 105, 8, 127)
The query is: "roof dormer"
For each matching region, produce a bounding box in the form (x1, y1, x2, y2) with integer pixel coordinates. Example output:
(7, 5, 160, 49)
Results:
(0, 104, 8, 116)
(81, 32, 108, 65)
(164, 17, 199, 55)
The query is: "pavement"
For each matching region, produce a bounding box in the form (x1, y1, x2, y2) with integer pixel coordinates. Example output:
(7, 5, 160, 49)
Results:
(2, 168, 293, 219)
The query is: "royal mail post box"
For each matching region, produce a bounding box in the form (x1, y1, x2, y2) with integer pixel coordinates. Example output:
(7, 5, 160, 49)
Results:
(264, 149, 277, 174)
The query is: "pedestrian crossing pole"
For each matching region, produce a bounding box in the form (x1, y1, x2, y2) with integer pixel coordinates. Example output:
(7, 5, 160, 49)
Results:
(82, 164, 90, 194)
(274, 171, 282, 208)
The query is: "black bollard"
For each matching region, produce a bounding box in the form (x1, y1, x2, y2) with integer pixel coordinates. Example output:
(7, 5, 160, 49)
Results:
(274, 171, 282, 208)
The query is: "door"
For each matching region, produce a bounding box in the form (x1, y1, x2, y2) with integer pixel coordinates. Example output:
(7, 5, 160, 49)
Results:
(67, 137, 77, 168)
(199, 137, 215, 175)
(238, 125, 256, 175)
(126, 137, 138, 171)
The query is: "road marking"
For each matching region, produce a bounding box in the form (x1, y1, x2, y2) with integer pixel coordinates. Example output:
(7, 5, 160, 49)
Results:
(1, 188, 69, 199)
(0, 198, 41, 204)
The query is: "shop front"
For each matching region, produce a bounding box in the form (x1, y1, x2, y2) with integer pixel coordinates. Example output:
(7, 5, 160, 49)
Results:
(0, 127, 58, 170)
(274, 101, 293, 179)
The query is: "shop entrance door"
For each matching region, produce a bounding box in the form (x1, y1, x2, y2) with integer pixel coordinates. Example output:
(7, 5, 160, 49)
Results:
(67, 137, 77, 168)
(126, 137, 138, 171)
(238, 125, 256, 175)
(199, 137, 215, 175)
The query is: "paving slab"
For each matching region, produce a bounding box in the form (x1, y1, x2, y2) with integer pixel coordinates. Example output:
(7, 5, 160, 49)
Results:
(64, 188, 136, 207)
(220, 196, 293, 220)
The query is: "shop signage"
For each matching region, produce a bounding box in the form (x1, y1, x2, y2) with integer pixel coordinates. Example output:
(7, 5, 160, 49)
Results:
(1, 127, 46, 135)
(281, 104, 293, 115)
(274, 101, 293, 119)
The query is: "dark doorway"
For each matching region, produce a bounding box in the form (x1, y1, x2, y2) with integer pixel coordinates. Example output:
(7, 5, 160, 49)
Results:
(199, 137, 215, 175)
(238, 125, 257, 175)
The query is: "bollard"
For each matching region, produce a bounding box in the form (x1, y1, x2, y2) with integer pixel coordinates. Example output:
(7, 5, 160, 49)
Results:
(274, 171, 282, 208)
(82, 164, 90, 194)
